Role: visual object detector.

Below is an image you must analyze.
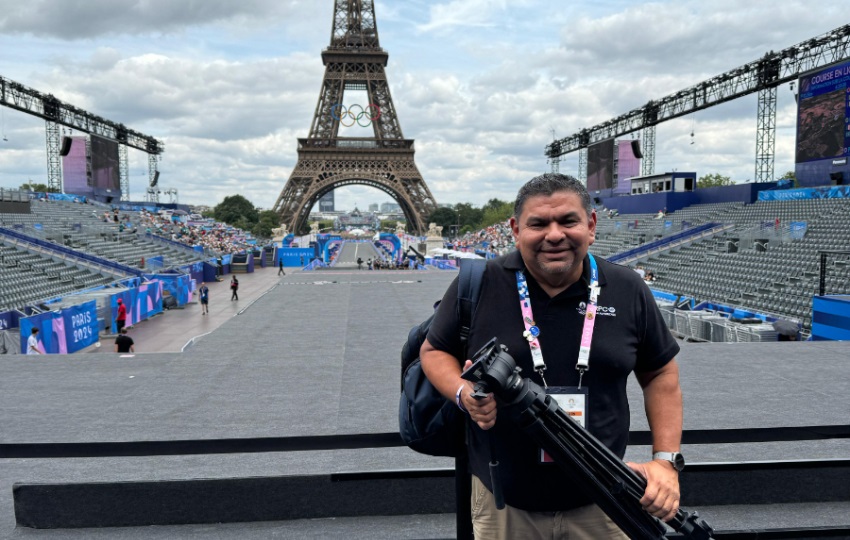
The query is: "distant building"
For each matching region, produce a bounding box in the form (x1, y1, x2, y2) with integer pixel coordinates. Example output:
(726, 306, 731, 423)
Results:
(368, 203, 380, 212)
(380, 202, 401, 213)
(319, 192, 335, 212)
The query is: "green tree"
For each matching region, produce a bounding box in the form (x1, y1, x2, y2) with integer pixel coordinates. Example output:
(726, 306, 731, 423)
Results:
(428, 207, 459, 232)
(214, 195, 258, 227)
(777, 170, 797, 186)
(252, 210, 280, 238)
(481, 198, 509, 213)
(478, 200, 513, 229)
(380, 219, 399, 231)
(697, 173, 733, 189)
(454, 202, 483, 229)
(20, 181, 56, 193)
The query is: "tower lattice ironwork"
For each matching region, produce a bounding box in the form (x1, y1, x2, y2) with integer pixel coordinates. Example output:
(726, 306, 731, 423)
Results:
(273, 0, 437, 235)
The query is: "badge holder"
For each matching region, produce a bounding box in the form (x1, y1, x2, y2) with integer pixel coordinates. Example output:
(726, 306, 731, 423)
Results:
(541, 386, 589, 463)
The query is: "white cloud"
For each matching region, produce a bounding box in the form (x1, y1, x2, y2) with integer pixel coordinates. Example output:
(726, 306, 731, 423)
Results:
(0, 0, 846, 212)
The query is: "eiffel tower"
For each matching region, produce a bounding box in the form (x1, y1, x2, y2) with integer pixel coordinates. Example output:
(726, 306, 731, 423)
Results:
(273, 0, 437, 235)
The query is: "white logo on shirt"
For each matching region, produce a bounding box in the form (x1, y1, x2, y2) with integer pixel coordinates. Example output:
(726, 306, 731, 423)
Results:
(577, 303, 617, 317)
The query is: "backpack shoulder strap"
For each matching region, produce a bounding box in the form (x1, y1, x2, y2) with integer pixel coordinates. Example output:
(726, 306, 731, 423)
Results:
(457, 258, 487, 358)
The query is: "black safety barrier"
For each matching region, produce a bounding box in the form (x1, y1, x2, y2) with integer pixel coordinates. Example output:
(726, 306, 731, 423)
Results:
(3, 425, 850, 459)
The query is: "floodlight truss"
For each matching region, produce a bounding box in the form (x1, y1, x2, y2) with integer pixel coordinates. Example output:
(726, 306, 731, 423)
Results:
(0, 76, 164, 155)
(546, 24, 850, 161)
(1, 74, 164, 194)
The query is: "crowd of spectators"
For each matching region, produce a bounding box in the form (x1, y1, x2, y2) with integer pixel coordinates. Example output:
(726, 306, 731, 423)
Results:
(131, 210, 250, 255)
(447, 219, 515, 256)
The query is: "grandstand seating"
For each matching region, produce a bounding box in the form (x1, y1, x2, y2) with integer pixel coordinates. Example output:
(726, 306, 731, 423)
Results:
(0, 240, 116, 313)
(642, 198, 850, 331)
(450, 197, 849, 338)
(0, 199, 216, 313)
(0, 200, 207, 271)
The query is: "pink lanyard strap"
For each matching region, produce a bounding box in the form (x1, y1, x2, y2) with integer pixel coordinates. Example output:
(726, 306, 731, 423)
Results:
(516, 254, 599, 389)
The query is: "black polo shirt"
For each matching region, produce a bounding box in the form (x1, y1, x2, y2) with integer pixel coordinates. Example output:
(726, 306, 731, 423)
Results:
(115, 335, 134, 353)
(427, 250, 679, 512)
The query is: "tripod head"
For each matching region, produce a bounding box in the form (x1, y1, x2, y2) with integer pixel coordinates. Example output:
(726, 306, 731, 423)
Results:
(461, 338, 523, 400)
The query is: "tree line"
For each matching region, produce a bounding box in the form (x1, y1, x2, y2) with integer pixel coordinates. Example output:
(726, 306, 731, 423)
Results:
(427, 198, 514, 236)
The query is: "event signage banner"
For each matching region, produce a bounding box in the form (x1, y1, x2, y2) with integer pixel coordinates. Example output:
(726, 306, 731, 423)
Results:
(110, 281, 164, 333)
(759, 186, 850, 201)
(0, 311, 15, 331)
(19, 301, 98, 354)
(144, 274, 190, 306)
(20, 311, 55, 354)
(62, 301, 99, 353)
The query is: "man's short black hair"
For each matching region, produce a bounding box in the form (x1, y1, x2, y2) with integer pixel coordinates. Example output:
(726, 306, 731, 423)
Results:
(513, 173, 593, 219)
(31, 328, 39, 335)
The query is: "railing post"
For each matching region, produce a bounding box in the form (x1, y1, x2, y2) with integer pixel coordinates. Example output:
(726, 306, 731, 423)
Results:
(455, 455, 473, 539)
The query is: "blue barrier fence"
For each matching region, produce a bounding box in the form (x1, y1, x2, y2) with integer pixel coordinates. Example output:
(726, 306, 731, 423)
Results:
(109, 282, 164, 334)
(20, 300, 99, 354)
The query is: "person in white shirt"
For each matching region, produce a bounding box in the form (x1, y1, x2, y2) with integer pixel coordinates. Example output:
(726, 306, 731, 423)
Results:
(27, 328, 41, 355)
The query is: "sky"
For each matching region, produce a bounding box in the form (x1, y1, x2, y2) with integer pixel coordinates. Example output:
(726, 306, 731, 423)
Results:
(0, 0, 847, 212)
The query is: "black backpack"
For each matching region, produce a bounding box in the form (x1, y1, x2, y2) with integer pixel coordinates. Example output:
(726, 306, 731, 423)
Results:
(399, 259, 486, 457)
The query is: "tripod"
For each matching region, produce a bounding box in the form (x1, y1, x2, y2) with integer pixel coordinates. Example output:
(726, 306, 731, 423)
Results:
(462, 338, 714, 540)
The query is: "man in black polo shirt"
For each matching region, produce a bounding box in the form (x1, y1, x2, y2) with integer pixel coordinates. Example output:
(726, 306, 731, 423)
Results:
(114, 327, 135, 353)
(421, 173, 683, 539)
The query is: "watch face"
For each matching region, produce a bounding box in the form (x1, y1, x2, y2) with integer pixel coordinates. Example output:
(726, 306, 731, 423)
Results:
(673, 453, 685, 471)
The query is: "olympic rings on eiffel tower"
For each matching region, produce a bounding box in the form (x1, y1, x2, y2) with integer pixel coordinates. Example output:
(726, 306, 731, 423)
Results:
(330, 104, 382, 127)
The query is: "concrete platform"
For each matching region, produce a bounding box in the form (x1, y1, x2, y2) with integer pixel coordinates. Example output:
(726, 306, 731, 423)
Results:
(2, 265, 849, 537)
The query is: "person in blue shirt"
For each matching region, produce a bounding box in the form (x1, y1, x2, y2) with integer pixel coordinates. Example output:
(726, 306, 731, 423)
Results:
(199, 282, 210, 315)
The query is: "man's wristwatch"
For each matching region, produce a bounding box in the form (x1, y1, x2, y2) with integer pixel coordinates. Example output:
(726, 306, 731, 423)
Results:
(652, 451, 685, 472)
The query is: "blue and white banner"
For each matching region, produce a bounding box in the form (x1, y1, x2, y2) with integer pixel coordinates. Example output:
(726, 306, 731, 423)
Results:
(0, 311, 16, 331)
(19, 301, 98, 354)
(110, 281, 164, 333)
(62, 301, 99, 353)
(759, 186, 850, 201)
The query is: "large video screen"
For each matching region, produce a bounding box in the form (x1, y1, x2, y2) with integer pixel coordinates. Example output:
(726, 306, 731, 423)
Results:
(90, 135, 120, 191)
(614, 139, 641, 194)
(61, 136, 90, 196)
(795, 59, 850, 186)
(587, 138, 614, 191)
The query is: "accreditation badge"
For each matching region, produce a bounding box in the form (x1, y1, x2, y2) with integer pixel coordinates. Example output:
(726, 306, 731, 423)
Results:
(540, 386, 589, 463)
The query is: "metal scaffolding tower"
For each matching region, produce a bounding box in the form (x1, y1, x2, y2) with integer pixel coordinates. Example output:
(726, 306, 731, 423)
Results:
(755, 86, 778, 183)
(578, 148, 587, 184)
(45, 121, 61, 192)
(641, 125, 656, 177)
(119, 144, 130, 201)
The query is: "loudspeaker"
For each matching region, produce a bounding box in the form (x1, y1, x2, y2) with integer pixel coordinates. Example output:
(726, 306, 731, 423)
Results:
(151, 171, 160, 187)
(830, 172, 844, 185)
(631, 140, 643, 159)
(59, 137, 73, 156)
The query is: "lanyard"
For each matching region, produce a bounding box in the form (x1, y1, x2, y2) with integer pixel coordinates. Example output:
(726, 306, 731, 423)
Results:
(516, 254, 599, 389)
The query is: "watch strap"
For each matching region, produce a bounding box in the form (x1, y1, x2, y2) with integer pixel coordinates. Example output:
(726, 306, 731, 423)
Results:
(652, 451, 684, 471)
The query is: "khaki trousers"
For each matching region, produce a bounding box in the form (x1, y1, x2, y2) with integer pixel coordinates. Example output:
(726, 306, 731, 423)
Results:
(471, 475, 629, 540)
